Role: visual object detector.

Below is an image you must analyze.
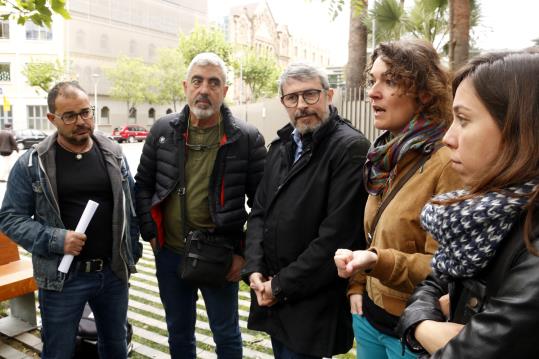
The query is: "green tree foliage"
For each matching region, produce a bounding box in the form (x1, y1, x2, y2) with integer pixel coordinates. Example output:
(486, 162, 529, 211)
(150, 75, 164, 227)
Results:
(150, 48, 187, 111)
(0, 0, 70, 28)
(22, 60, 64, 94)
(178, 24, 233, 66)
(105, 57, 152, 117)
(365, 0, 480, 53)
(236, 50, 280, 100)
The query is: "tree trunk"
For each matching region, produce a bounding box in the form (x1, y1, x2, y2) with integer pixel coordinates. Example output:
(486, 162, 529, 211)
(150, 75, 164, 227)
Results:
(345, 0, 368, 98)
(449, 0, 470, 71)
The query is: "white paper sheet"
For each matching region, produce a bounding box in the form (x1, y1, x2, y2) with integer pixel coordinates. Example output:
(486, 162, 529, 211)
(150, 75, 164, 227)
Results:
(58, 200, 99, 273)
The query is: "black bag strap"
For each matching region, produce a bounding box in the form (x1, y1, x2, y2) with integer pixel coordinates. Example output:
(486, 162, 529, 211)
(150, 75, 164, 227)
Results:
(367, 145, 440, 246)
(178, 144, 187, 240)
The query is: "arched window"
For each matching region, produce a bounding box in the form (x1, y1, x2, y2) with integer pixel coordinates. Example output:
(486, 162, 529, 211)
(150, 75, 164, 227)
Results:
(101, 106, 110, 124)
(76, 30, 85, 47)
(129, 40, 137, 56)
(100, 34, 109, 51)
(166, 108, 173, 114)
(129, 107, 137, 120)
(148, 108, 156, 123)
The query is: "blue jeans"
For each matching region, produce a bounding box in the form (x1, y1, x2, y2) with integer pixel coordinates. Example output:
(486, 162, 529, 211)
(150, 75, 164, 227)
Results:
(155, 247, 242, 359)
(271, 337, 320, 359)
(353, 314, 417, 359)
(38, 265, 129, 359)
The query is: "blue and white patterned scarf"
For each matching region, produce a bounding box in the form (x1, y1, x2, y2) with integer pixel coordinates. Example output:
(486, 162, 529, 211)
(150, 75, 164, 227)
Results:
(422, 181, 537, 278)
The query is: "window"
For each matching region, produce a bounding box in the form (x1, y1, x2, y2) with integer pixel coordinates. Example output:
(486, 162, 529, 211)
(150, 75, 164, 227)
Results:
(129, 40, 137, 56)
(129, 107, 137, 120)
(100, 34, 109, 51)
(0, 20, 9, 39)
(26, 21, 53, 40)
(0, 63, 10, 81)
(76, 30, 85, 47)
(27, 105, 52, 130)
(166, 108, 173, 114)
(148, 108, 155, 123)
(100, 106, 110, 124)
(0, 105, 13, 129)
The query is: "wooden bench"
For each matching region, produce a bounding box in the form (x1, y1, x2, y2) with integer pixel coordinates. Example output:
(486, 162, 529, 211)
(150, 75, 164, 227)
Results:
(0, 232, 38, 336)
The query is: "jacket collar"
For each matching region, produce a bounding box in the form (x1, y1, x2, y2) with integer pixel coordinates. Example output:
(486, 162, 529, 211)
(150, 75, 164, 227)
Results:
(35, 131, 122, 159)
(169, 104, 242, 144)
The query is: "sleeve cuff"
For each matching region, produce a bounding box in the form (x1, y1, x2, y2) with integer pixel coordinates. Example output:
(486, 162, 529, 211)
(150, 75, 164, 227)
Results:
(368, 247, 396, 281)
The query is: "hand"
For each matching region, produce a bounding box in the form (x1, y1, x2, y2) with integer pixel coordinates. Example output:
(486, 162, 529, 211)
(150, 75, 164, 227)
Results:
(439, 294, 450, 318)
(335, 249, 354, 277)
(249, 272, 277, 307)
(415, 320, 465, 354)
(350, 294, 363, 315)
(63, 230, 87, 256)
(335, 249, 378, 278)
(226, 255, 245, 282)
(149, 238, 158, 255)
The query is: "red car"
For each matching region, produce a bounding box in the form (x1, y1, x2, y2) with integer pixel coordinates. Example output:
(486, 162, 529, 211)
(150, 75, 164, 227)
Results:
(112, 125, 149, 143)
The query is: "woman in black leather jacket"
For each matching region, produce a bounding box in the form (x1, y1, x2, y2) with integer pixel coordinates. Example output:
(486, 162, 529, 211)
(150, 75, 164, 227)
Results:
(396, 52, 539, 358)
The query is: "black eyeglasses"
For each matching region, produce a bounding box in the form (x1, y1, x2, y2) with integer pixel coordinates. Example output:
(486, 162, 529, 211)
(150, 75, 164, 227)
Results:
(281, 89, 323, 108)
(52, 107, 95, 125)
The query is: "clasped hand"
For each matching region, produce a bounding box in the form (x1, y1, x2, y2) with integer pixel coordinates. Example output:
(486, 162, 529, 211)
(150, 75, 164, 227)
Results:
(334, 249, 378, 278)
(249, 272, 277, 307)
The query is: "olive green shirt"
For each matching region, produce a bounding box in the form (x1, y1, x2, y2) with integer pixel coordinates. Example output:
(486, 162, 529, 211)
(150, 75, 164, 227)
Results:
(162, 123, 221, 252)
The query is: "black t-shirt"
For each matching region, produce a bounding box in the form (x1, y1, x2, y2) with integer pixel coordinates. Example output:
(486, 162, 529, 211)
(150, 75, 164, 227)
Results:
(363, 291, 400, 338)
(56, 142, 114, 260)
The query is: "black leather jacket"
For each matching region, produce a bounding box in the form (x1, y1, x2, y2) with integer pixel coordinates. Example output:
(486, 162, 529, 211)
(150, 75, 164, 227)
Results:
(397, 210, 539, 358)
(134, 105, 266, 247)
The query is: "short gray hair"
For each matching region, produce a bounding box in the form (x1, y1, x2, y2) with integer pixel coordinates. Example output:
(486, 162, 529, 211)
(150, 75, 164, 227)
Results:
(279, 62, 329, 95)
(186, 52, 227, 82)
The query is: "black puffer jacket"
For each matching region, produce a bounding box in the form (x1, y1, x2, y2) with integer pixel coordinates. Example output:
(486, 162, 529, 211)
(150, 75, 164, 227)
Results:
(135, 105, 266, 246)
(244, 108, 370, 357)
(397, 210, 539, 358)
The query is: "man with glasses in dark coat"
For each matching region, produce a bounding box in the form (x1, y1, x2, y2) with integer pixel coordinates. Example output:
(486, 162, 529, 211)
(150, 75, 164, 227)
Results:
(243, 62, 370, 358)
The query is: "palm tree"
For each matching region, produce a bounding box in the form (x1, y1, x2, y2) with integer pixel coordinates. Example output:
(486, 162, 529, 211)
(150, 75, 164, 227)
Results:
(449, 0, 471, 70)
(346, 0, 369, 92)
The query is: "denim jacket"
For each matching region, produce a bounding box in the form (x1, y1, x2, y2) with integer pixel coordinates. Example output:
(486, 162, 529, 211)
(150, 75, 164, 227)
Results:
(0, 133, 141, 291)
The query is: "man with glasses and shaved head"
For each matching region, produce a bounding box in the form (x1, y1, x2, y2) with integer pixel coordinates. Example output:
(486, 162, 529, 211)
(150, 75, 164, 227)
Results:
(243, 62, 371, 358)
(0, 81, 141, 358)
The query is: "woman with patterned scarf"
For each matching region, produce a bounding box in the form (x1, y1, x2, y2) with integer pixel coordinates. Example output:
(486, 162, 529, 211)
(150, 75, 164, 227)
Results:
(395, 52, 539, 358)
(334, 39, 462, 359)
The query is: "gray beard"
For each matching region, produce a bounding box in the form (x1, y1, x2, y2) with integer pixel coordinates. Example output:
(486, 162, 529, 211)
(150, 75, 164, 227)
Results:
(191, 107, 215, 120)
(292, 114, 330, 134)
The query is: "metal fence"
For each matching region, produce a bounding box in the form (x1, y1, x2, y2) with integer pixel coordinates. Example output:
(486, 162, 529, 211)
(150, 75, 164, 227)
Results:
(333, 87, 380, 143)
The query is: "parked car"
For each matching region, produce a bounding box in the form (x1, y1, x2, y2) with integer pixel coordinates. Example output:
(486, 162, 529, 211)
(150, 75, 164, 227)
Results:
(112, 125, 149, 143)
(13, 129, 48, 150)
(94, 130, 115, 142)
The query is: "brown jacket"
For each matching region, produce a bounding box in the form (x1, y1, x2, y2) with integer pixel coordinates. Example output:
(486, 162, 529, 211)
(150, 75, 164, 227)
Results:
(348, 146, 463, 316)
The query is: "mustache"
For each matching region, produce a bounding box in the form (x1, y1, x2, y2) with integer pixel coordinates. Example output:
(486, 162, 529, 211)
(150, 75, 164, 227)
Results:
(73, 124, 92, 132)
(195, 95, 212, 105)
(294, 109, 319, 120)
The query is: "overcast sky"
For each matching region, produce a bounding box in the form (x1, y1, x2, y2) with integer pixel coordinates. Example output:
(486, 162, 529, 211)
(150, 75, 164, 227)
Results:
(208, 0, 539, 66)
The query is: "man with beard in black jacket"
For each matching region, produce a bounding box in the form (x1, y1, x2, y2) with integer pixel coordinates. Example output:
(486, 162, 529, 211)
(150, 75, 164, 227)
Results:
(243, 62, 370, 358)
(135, 52, 266, 358)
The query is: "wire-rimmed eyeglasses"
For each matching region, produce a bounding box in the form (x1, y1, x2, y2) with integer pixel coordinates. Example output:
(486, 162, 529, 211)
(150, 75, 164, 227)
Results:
(281, 89, 323, 108)
(52, 106, 95, 125)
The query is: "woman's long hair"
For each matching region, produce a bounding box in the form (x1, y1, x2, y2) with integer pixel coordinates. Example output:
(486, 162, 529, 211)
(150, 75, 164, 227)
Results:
(452, 52, 539, 254)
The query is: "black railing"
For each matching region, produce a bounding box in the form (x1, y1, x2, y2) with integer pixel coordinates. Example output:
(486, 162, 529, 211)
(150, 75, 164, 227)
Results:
(335, 87, 380, 142)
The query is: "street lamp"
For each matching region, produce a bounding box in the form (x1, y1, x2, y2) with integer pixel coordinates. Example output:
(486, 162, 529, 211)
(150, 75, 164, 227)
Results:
(91, 73, 100, 131)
